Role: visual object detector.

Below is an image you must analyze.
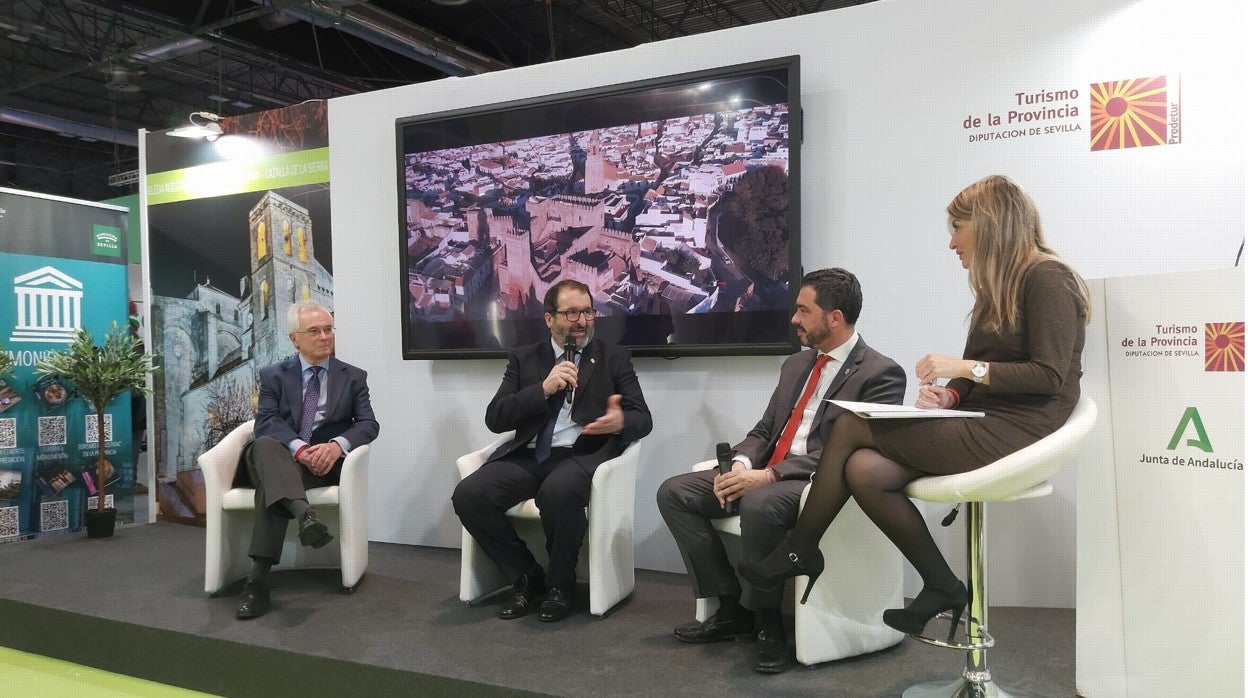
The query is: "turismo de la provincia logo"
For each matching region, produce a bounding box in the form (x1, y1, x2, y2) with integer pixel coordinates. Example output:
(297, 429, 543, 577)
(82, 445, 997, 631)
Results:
(1204, 322, 1244, 372)
(1090, 75, 1181, 151)
(960, 74, 1180, 148)
(1120, 322, 1242, 371)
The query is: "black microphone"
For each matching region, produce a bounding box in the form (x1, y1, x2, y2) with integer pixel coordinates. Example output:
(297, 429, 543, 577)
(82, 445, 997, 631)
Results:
(563, 339, 577, 404)
(715, 442, 739, 515)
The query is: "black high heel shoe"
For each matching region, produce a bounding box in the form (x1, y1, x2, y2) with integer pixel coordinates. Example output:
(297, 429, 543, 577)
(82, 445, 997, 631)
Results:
(881, 580, 969, 642)
(738, 539, 825, 604)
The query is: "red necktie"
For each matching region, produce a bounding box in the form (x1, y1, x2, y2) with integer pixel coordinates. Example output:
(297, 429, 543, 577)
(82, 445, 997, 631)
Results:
(766, 354, 832, 467)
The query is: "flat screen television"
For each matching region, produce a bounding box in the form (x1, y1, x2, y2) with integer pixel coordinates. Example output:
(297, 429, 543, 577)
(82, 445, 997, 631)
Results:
(396, 55, 801, 359)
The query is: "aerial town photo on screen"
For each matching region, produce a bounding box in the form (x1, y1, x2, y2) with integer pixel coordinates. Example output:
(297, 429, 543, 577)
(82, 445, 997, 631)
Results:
(401, 97, 792, 348)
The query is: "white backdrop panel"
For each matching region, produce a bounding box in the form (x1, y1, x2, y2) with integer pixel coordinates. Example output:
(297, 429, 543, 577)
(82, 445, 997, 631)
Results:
(327, 0, 1243, 608)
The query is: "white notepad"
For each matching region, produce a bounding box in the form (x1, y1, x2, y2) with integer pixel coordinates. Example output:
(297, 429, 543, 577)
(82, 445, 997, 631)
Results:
(828, 399, 985, 419)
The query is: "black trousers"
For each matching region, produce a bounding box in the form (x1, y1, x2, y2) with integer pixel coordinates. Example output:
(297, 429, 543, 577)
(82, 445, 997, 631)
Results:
(452, 447, 594, 589)
(656, 469, 808, 610)
(244, 436, 339, 561)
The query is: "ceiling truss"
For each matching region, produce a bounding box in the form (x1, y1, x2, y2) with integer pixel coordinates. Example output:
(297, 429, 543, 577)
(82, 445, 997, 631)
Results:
(0, 0, 874, 200)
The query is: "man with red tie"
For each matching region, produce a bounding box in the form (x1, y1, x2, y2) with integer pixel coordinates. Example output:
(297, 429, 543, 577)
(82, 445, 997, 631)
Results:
(656, 268, 904, 673)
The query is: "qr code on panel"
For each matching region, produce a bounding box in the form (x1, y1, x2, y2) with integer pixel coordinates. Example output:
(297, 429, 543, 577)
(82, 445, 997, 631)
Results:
(85, 414, 113, 443)
(40, 499, 68, 532)
(0, 506, 18, 540)
(87, 495, 115, 510)
(38, 416, 66, 446)
(0, 418, 14, 449)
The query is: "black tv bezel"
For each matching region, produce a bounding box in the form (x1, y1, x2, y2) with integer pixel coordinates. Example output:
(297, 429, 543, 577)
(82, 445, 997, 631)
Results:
(395, 55, 802, 360)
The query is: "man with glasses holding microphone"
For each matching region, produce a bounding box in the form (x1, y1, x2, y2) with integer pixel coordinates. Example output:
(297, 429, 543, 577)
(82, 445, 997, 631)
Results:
(453, 279, 651, 623)
(233, 300, 379, 619)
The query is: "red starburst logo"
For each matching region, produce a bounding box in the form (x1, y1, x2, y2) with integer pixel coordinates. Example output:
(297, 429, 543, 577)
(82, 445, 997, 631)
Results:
(1090, 77, 1168, 151)
(1205, 322, 1245, 372)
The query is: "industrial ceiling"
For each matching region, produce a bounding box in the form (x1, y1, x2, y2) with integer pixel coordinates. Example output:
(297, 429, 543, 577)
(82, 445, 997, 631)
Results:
(1, 0, 876, 201)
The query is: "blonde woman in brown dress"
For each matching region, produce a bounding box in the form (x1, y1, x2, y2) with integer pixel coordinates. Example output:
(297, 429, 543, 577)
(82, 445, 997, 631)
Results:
(740, 175, 1090, 639)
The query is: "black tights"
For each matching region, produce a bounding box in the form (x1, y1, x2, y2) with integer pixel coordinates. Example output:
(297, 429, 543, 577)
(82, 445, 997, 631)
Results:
(789, 415, 958, 588)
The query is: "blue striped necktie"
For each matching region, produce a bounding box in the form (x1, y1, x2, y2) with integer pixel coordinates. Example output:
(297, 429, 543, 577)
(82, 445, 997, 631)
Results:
(298, 366, 322, 442)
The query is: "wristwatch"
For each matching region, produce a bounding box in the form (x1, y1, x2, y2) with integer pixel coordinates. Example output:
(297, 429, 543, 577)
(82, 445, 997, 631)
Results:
(970, 361, 988, 383)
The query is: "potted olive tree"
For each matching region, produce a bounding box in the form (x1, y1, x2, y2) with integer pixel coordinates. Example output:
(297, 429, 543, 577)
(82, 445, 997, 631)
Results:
(36, 324, 154, 538)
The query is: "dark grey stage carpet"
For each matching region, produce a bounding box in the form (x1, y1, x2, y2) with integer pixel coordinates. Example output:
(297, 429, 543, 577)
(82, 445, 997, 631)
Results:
(0, 523, 1074, 697)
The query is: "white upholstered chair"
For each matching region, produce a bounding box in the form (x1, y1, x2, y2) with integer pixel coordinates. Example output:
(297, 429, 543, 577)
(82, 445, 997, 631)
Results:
(456, 431, 641, 616)
(691, 460, 905, 666)
(900, 394, 1097, 698)
(200, 419, 371, 595)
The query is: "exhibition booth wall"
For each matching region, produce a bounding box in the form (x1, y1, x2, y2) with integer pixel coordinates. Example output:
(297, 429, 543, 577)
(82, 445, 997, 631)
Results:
(325, 0, 1241, 605)
(127, 7, 1241, 691)
(0, 0, 1230, 694)
(115, 0, 1241, 692)
(0, 188, 136, 538)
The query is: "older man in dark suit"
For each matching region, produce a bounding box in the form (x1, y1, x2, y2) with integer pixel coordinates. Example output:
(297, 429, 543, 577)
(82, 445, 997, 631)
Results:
(453, 279, 652, 623)
(234, 300, 379, 620)
(657, 268, 905, 672)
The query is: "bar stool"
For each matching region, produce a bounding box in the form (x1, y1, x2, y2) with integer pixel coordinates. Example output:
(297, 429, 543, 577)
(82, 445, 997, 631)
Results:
(901, 394, 1097, 697)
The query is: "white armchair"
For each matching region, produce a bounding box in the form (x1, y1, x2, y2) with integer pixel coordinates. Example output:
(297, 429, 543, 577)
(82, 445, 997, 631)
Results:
(457, 431, 641, 616)
(200, 419, 371, 595)
(691, 460, 904, 666)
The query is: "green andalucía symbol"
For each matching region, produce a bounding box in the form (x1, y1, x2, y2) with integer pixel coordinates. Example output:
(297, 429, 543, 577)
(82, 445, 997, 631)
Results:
(1166, 407, 1213, 453)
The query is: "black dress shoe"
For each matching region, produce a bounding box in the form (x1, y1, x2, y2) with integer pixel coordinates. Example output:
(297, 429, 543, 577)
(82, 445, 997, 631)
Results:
(673, 609, 754, 643)
(498, 573, 545, 620)
(235, 578, 271, 620)
(753, 627, 793, 674)
(298, 509, 333, 549)
(537, 586, 574, 623)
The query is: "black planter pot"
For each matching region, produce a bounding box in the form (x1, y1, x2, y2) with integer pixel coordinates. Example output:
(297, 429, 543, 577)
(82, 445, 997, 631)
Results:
(84, 508, 117, 538)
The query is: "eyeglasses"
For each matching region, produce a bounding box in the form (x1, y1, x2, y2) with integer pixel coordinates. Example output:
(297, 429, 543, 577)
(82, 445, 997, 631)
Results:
(552, 308, 594, 321)
(296, 326, 335, 337)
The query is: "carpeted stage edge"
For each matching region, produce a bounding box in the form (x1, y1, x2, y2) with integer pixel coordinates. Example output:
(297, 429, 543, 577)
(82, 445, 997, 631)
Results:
(0, 598, 536, 697)
(0, 523, 1075, 697)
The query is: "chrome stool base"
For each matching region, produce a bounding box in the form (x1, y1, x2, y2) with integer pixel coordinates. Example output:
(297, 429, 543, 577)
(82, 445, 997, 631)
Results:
(910, 611, 993, 651)
(903, 676, 1024, 698)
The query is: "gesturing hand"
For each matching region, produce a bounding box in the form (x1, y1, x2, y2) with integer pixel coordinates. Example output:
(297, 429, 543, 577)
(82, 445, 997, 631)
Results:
(581, 394, 624, 435)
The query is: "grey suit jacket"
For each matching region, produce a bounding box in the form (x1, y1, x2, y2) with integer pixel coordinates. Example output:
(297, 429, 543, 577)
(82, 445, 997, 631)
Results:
(733, 337, 905, 481)
(234, 354, 379, 487)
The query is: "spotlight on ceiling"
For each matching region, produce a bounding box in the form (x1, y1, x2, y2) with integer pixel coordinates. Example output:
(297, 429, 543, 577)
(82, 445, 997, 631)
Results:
(167, 111, 223, 141)
(104, 66, 143, 94)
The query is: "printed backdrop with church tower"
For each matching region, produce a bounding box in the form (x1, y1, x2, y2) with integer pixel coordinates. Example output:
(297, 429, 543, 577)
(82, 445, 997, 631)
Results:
(144, 102, 331, 524)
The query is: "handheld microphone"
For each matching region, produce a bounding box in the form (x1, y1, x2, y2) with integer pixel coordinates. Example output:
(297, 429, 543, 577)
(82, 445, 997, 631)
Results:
(563, 339, 577, 404)
(715, 442, 739, 515)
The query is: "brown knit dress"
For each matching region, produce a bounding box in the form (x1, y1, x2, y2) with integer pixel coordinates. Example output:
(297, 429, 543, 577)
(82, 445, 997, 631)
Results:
(869, 260, 1086, 475)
